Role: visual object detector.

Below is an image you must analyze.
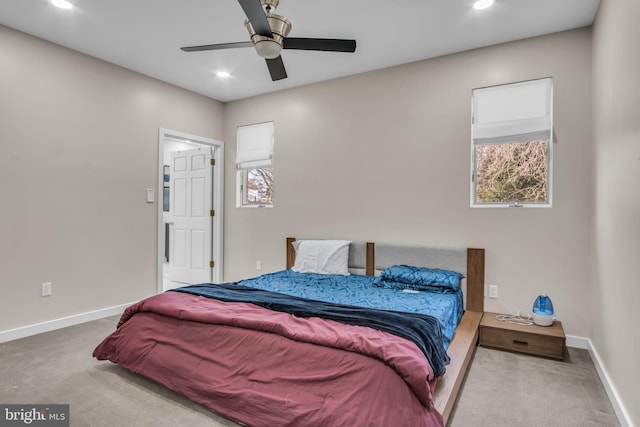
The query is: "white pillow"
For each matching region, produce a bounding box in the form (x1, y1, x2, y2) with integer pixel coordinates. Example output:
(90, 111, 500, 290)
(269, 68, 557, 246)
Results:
(291, 240, 351, 275)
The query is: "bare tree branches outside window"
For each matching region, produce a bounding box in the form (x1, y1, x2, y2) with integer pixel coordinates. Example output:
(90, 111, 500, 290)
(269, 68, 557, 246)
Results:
(245, 168, 274, 206)
(474, 140, 548, 204)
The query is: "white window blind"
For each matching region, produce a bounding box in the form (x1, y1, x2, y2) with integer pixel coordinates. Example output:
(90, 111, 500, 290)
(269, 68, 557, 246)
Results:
(236, 121, 274, 170)
(472, 78, 553, 145)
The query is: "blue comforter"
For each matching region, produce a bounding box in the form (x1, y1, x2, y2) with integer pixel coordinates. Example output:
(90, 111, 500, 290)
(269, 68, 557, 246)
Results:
(173, 282, 451, 378)
(237, 270, 463, 347)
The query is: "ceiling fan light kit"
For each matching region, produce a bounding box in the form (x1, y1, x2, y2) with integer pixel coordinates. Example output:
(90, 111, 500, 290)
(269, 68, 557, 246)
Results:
(180, 0, 356, 81)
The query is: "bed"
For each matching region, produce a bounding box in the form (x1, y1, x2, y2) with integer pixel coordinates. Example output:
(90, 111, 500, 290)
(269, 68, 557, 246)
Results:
(94, 238, 485, 426)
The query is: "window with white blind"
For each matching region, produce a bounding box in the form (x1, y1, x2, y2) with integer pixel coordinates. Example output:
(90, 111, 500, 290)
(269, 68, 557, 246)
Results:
(236, 121, 274, 207)
(471, 78, 553, 207)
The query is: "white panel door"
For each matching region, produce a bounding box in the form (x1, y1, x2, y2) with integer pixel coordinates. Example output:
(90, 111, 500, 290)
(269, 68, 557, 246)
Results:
(169, 147, 213, 285)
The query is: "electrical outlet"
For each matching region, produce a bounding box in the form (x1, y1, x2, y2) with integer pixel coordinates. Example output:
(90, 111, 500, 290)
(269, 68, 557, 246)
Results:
(488, 285, 498, 299)
(256, 260, 262, 271)
(42, 282, 52, 297)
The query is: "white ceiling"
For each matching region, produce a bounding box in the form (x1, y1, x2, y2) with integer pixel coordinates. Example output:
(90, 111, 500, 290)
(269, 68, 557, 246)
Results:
(0, 0, 600, 102)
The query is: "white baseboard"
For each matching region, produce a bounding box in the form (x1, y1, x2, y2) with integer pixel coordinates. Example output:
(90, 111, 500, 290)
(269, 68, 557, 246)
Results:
(0, 303, 131, 344)
(586, 338, 634, 427)
(565, 334, 589, 349)
(549, 335, 633, 427)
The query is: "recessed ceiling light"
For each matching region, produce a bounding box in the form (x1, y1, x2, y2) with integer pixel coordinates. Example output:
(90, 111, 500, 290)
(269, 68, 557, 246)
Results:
(215, 71, 231, 78)
(51, 0, 73, 10)
(473, 0, 494, 10)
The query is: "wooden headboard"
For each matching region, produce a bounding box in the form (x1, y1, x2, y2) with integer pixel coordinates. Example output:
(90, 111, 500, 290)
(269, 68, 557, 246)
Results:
(286, 237, 484, 313)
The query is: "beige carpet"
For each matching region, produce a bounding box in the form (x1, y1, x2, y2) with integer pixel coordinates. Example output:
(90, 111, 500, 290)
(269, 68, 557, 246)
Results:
(0, 316, 619, 426)
(448, 346, 619, 426)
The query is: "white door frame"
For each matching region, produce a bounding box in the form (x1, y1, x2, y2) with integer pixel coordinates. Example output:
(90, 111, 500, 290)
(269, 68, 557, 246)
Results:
(157, 128, 224, 294)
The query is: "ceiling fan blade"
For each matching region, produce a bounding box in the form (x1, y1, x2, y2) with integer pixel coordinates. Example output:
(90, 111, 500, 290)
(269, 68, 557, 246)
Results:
(181, 41, 254, 52)
(238, 0, 273, 37)
(265, 56, 287, 81)
(283, 38, 356, 53)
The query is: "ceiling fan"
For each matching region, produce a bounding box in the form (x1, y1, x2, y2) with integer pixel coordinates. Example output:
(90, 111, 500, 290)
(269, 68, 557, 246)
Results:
(180, 0, 357, 81)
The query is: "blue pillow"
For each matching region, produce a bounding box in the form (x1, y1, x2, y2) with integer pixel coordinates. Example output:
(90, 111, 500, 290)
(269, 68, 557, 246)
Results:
(373, 265, 464, 291)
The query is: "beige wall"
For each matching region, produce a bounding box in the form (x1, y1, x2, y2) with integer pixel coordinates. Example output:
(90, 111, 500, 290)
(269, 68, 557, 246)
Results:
(592, 0, 640, 425)
(1, 10, 635, 426)
(0, 25, 224, 331)
(224, 28, 594, 338)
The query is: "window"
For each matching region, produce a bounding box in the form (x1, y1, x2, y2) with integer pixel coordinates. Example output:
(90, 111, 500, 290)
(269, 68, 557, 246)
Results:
(236, 122, 274, 207)
(471, 78, 553, 207)
(241, 168, 273, 206)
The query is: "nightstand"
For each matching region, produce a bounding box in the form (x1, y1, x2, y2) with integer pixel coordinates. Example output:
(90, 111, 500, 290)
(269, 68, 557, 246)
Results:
(479, 312, 566, 360)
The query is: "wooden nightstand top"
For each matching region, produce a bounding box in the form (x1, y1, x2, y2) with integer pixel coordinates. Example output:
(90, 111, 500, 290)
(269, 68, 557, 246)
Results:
(481, 312, 565, 338)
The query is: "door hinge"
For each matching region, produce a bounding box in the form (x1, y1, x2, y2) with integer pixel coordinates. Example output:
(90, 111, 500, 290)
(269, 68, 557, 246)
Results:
(210, 260, 215, 268)
(210, 209, 215, 217)
(211, 159, 215, 166)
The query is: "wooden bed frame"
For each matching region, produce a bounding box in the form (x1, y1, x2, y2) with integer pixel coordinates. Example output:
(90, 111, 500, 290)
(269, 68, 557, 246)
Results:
(286, 238, 484, 424)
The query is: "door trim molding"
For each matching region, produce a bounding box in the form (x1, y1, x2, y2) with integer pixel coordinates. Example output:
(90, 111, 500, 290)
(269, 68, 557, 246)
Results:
(157, 129, 224, 294)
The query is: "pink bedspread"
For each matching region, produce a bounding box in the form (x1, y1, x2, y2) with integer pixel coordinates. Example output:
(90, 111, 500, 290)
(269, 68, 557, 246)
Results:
(94, 291, 444, 427)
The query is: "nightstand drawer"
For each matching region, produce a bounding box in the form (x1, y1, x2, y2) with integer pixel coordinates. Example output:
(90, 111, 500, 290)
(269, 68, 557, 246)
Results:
(480, 326, 564, 359)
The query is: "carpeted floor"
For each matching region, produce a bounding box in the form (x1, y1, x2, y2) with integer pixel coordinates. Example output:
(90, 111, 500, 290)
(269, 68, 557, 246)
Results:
(0, 316, 619, 426)
(448, 346, 620, 427)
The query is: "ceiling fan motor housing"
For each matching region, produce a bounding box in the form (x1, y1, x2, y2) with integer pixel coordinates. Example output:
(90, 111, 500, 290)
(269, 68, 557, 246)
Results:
(244, 5, 291, 59)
